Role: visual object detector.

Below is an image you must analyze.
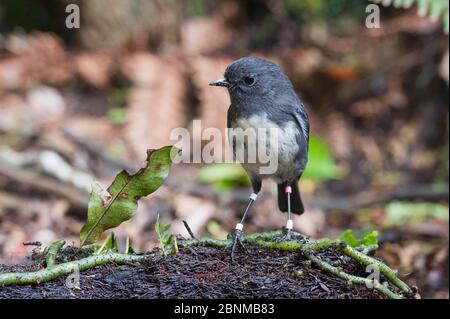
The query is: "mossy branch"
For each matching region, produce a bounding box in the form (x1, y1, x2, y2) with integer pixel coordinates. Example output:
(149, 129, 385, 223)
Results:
(336, 242, 411, 294)
(359, 244, 379, 255)
(0, 253, 147, 286)
(303, 252, 402, 299)
(183, 231, 331, 252)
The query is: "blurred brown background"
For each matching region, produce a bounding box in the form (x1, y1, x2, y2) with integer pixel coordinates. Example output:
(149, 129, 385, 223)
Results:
(0, 0, 448, 298)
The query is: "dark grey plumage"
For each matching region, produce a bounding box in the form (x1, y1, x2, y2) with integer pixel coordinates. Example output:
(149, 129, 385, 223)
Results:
(209, 56, 310, 260)
(216, 57, 309, 215)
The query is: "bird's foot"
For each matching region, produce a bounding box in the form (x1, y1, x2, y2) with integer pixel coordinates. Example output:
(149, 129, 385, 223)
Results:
(283, 227, 293, 240)
(228, 229, 247, 262)
(275, 227, 294, 242)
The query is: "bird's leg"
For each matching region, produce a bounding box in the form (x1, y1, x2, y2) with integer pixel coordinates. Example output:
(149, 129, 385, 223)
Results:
(284, 184, 293, 240)
(230, 192, 257, 261)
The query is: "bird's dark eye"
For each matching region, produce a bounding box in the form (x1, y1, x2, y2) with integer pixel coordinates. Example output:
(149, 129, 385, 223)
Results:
(244, 76, 255, 86)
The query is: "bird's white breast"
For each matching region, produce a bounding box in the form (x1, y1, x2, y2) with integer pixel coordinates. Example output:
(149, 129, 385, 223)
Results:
(229, 114, 299, 181)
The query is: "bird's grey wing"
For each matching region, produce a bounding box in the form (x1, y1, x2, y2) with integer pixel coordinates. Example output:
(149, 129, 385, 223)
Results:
(293, 101, 309, 146)
(285, 102, 309, 171)
(227, 106, 233, 129)
(227, 106, 237, 157)
(275, 92, 309, 146)
(283, 100, 309, 147)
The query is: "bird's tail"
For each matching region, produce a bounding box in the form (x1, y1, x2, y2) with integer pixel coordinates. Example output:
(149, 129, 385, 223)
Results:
(277, 181, 304, 215)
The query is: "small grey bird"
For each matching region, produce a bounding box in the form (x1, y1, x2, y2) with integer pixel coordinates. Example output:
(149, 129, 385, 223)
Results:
(210, 57, 309, 260)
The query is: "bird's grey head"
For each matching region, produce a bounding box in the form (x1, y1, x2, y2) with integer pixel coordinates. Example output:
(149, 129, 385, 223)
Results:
(209, 57, 292, 103)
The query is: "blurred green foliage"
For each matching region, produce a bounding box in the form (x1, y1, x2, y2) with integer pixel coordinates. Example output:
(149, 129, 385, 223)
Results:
(197, 163, 250, 192)
(384, 201, 449, 226)
(206, 220, 226, 237)
(303, 136, 340, 181)
(181, 0, 367, 21)
(182, 0, 207, 16)
(107, 87, 130, 125)
(283, 0, 367, 22)
(107, 108, 128, 125)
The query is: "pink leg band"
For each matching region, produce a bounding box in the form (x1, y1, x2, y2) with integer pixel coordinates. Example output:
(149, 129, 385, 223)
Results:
(285, 185, 292, 194)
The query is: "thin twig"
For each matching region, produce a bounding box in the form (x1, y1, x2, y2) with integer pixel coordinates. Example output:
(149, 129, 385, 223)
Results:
(23, 241, 42, 247)
(182, 220, 196, 239)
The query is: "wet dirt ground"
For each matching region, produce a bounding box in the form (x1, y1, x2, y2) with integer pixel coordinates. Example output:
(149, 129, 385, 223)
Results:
(0, 245, 386, 299)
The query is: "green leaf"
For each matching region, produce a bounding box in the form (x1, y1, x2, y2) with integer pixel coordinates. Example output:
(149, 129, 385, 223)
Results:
(124, 236, 135, 255)
(155, 212, 173, 257)
(362, 230, 379, 246)
(339, 229, 379, 247)
(338, 230, 360, 247)
(95, 232, 118, 254)
(80, 146, 176, 247)
(303, 136, 340, 181)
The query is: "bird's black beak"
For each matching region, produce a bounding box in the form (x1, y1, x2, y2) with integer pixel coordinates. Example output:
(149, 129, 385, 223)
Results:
(209, 78, 229, 88)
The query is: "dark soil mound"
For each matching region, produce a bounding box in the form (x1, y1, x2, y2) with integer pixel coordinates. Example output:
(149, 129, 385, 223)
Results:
(0, 245, 383, 299)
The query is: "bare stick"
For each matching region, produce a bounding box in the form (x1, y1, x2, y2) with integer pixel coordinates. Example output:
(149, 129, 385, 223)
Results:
(182, 220, 196, 239)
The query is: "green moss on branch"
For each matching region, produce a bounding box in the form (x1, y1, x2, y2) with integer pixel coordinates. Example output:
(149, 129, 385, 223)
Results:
(303, 252, 402, 299)
(0, 253, 147, 286)
(337, 242, 411, 294)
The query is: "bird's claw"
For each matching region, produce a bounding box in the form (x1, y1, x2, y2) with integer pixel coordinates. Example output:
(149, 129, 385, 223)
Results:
(229, 229, 247, 261)
(284, 228, 292, 240)
(275, 227, 293, 242)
